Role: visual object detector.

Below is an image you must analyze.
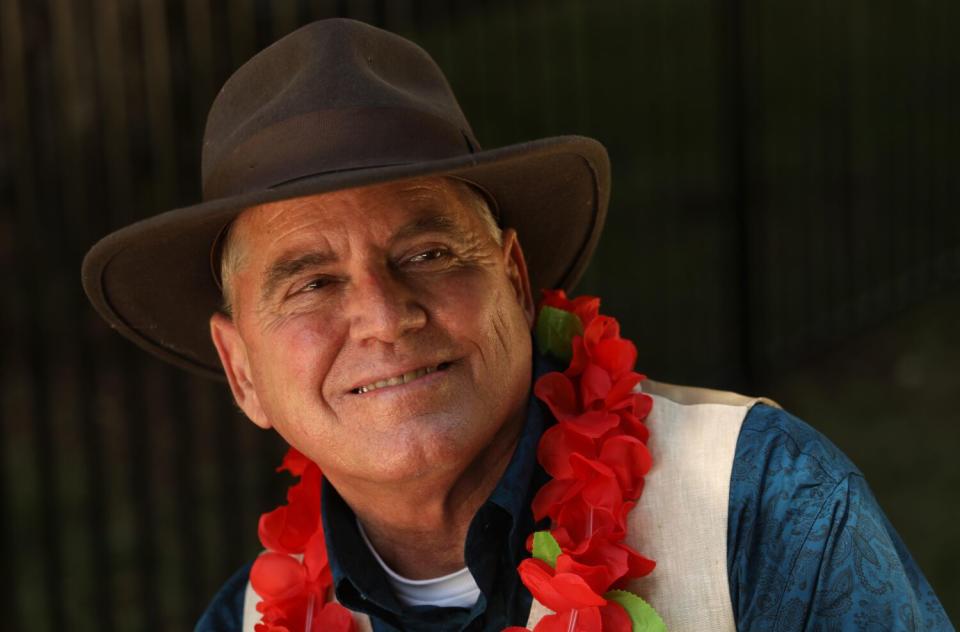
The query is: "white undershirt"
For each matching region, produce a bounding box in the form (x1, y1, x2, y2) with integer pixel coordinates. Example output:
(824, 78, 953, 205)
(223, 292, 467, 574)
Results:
(357, 519, 481, 609)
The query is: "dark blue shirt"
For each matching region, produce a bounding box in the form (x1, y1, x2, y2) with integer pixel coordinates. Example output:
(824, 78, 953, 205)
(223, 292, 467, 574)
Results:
(728, 404, 954, 631)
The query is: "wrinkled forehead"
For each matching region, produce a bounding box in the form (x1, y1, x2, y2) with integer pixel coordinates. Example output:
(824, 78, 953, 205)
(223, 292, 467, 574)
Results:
(233, 176, 488, 246)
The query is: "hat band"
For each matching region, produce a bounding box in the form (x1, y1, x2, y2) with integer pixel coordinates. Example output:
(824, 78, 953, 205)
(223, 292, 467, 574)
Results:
(202, 107, 479, 200)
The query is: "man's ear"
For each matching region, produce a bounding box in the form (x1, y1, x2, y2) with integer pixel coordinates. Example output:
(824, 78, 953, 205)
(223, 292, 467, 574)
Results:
(209, 312, 271, 429)
(501, 228, 535, 327)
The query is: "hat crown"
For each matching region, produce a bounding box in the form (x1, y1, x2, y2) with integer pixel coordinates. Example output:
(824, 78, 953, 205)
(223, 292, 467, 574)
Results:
(201, 19, 478, 200)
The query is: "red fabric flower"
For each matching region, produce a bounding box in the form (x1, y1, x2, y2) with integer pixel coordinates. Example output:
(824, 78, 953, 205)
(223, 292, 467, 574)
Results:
(575, 534, 655, 584)
(534, 606, 603, 632)
(532, 454, 624, 524)
(258, 464, 321, 555)
(533, 602, 633, 632)
(611, 410, 650, 444)
(538, 424, 598, 480)
(555, 553, 619, 596)
(540, 289, 600, 327)
(603, 373, 645, 412)
(568, 454, 623, 514)
(277, 447, 312, 476)
(535, 370, 638, 446)
(250, 552, 309, 603)
(532, 476, 583, 522)
(598, 435, 652, 501)
(565, 411, 621, 439)
(582, 315, 620, 348)
(253, 593, 354, 632)
(303, 529, 332, 585)
(312, 601, 356, 630)
(517, 558, 607, 612)
(579, 364, 612, 407)
(534, 372, 579, 421)
(553, 500, 630, 549)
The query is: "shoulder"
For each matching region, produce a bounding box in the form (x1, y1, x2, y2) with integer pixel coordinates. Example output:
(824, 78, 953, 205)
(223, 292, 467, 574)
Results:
(640, 379, 779, 456)
(727, 405, 953, 630)
(195, 562, 252, 632)
(727, 405, 858, 626)
(727, 403, 863, 585)
(733, 403, 861, 491)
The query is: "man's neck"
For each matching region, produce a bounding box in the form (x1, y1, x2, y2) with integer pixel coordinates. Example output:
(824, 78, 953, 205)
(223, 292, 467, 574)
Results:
(329, 410, 527, 580)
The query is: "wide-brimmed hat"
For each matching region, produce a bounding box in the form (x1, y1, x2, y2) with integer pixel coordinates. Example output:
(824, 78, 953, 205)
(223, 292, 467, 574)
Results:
(81, 18, 610, 380)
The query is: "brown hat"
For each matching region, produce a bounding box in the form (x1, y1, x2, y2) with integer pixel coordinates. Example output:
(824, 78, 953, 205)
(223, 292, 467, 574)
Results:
(81, 18, 610, 380)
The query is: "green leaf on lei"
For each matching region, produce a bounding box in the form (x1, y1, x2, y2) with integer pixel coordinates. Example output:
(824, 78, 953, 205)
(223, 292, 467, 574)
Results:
(604, 590, 667, 632)
(531, 530, 563, 568)
(535, 306, 583, 361)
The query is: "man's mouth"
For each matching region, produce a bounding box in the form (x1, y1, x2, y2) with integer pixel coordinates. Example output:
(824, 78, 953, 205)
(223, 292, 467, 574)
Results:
(351, 362, 453, 394)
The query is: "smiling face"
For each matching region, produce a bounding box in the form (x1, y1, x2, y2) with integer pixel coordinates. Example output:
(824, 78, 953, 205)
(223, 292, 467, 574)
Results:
(209, 177, 535, 489)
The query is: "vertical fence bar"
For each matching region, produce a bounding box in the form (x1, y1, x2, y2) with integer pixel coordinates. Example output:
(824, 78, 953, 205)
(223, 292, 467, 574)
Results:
(50, 0, 111, 627)
(93, 0, 133, 225)
(0, 0, 32, 625)
(715, 0, 761, 386)
(830, 0, 855, 338)
(26, 0, 72, 627)
(77, 323, 113, 631)
(121, 346, 159, 632)
(272, 0, 300, 39)
(141, 0, 179, 208)
(89, 2, 141, 629)
(228, 0, 257, 71)
(168, 368, 203, 623)
(184, 0, 216, 142)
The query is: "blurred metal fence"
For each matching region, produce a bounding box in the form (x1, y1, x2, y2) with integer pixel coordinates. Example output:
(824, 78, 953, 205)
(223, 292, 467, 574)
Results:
(0, 0, 957, 629)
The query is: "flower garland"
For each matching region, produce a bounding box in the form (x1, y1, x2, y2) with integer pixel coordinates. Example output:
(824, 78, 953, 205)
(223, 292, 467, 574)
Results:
(248, 291, 666, 632)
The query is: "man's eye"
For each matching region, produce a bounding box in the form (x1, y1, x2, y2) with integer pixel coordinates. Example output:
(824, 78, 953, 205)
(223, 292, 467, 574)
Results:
(298, 277, 333, 293)
(407, 248, 448, 264)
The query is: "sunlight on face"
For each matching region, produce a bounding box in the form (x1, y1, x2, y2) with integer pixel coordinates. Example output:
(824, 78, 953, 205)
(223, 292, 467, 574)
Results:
(210, 177, 535, 488)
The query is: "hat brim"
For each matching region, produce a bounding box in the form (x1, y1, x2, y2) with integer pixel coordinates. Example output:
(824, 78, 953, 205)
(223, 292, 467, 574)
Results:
(82, 135, 610, 380)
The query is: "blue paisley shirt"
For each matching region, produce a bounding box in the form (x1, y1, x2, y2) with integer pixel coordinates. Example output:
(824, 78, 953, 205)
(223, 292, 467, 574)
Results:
(197, 399, 954, 631)
(728, 404, 952, 631)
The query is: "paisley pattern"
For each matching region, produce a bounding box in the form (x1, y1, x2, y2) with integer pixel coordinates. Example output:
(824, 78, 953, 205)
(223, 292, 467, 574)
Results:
(729, 404, 954, 631)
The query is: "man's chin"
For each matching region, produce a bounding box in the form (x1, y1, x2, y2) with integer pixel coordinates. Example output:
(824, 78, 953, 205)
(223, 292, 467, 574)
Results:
(341, 427, 479, 484)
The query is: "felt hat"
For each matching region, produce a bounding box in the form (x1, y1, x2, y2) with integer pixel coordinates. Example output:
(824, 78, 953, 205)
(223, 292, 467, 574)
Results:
(81, 18, 610, 380)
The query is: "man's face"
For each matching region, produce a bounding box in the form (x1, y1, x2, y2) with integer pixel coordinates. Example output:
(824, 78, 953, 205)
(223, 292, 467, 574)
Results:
(210, 177, 535, 488)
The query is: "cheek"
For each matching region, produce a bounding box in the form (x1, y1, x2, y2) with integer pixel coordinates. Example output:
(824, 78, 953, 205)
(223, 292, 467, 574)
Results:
(434, 272, 530, 358)
(253, 318, 343, 404)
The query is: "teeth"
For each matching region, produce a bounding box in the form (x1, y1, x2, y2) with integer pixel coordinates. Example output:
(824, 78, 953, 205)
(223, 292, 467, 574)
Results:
(356, 365, 441, 394)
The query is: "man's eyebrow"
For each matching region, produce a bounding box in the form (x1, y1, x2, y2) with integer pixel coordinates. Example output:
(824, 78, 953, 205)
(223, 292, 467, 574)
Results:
(391, 213, 463, 243)
(260, 250, 338, 303)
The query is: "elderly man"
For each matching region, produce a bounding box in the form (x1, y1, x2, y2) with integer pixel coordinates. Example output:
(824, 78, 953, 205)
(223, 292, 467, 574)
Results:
(83, 18, 951, 632)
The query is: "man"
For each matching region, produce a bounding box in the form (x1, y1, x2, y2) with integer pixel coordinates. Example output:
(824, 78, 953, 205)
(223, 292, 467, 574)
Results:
(82, 18, 952, 632)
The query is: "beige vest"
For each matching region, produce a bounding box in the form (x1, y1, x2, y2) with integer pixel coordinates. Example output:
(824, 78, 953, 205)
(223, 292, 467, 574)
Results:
(242, 381, 777, 631)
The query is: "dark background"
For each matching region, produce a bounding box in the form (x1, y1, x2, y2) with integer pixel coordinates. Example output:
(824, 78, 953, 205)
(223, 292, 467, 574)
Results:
(1, 0, 957, 629)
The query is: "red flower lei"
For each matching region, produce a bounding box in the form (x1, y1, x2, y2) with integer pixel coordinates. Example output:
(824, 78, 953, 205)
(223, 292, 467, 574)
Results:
(249, 291, 666, 632)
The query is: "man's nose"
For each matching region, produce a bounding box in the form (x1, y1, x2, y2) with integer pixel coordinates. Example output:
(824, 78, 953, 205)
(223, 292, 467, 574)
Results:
(345, 268, 427, 343)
